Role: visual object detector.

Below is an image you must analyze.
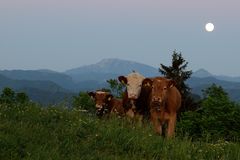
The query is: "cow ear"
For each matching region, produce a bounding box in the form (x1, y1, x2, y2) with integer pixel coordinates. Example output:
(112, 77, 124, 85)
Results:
(88, 92, 96, 99)
(106, 95, 113, 101)
(142, 78, 153, 87)
(118, 76, 127, 84)
(168, 80, 176, 88)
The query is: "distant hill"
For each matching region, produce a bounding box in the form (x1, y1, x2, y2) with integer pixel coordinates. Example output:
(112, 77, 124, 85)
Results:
(1, 58, 240, 103)
(0, 74, 67, 92)
(0, 69, 75, 90)
(192, 69, 213, 78)
(187, 77, 240, 101)
(16, 87, 75, 106)
(65, 58, 160, 82)
(0, 74, 74, 105)
(192, 69, 240, 83)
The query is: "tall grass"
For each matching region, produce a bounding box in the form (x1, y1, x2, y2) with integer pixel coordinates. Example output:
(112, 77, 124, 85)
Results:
(1, 103, 240, 160)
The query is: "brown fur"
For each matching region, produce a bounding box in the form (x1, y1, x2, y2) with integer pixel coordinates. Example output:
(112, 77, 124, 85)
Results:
(108, 97, 125, 116)
(88, 91, 124, 117)
(142, 77, 181, 138)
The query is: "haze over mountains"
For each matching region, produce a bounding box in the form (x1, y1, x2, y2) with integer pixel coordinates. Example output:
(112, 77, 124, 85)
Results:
(1, 58, 240, 104)
(65, 58, 159, 82)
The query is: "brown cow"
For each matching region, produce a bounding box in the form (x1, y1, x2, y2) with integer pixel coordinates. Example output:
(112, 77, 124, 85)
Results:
(142, 77, 181, 138)
(107, 95, 125, 116)
(88, 91, 124, 117)
(118, 72, 147, 119)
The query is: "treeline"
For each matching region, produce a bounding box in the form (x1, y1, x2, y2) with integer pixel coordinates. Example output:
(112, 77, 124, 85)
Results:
(0, 87, 29, 105)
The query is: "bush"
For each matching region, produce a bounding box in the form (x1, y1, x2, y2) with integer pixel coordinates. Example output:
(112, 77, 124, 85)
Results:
(178, 84, 240, 141)
(107, 79, 125, 98)
(72, 92, 95, 113)
(0, 88, 30, 106)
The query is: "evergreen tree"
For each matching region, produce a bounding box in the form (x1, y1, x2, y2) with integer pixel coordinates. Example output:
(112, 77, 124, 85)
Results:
(159, 50, 197, 112)
(159, 50, 192, 95)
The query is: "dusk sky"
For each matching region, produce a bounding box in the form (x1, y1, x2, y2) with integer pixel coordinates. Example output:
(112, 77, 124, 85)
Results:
(0, 0, 239, 76)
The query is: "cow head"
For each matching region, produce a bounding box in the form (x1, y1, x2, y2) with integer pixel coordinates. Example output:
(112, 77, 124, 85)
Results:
(88, 91, 112, 116)
(143, 77, 176, 110)
(118, 72, 145, 100)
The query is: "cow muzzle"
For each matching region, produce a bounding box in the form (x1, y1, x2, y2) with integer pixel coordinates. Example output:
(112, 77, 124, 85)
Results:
(95, 104, 104, 116)
(151, 99, 165, 112)
(128, 93, 138, 100)
(152, 97, 162, 103)
(96, 104, 103, 109)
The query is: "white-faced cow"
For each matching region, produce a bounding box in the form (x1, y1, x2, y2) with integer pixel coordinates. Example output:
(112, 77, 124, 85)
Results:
(142, 77, 181, 138)
(118, 72, 149, 120)
(88, 91, 124, 117)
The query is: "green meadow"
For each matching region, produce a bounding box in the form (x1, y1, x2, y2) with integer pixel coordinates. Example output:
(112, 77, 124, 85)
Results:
(1, 102, 240, 160)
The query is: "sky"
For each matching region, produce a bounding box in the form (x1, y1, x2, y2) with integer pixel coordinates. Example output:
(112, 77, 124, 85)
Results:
(0, 0, 239, 76)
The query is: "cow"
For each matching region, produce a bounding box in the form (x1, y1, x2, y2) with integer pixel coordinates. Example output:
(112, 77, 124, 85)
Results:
(88, 91, 124, 117)
(142, 77, 182, 138)
(118, 72, 150, 121)
(107, 94, 125, 116)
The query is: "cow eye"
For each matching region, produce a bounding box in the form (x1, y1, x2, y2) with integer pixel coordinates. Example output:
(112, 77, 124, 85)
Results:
(163, 87, 167, 90)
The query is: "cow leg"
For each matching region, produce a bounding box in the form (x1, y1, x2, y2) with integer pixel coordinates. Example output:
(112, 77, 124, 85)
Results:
(136, 114, 143, 127)
(166, 113, 177, 138)
(151, 112, 162, 135)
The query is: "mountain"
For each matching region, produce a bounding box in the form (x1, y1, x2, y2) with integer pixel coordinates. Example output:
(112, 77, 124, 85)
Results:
(192, 69, 240, 83)
(187, 77, 240, 101)
(0, 69, 75, 90)
(214, 75, 240, 83)
(192, 69, 213, 78)
(16, 87, 75, 105)
(65, 58, 160, 82)
(188, 77, 240, 89)
(0, 74, 74, 105)
(1, 58, 240, 103)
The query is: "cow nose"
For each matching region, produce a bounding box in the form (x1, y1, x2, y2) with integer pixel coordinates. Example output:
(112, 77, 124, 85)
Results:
(129, 93, 137, 99)
(153, 97, 162, 102)
(96, 104, 103, 109)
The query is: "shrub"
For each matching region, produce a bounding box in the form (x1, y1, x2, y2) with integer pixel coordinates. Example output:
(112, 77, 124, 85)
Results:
(178, 84, 240, 141)
(0, 88, 30, 106)
(72, 92, 95, 113)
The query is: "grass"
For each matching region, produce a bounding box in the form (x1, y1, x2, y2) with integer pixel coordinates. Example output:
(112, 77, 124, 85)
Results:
(1, 103, 240, 160)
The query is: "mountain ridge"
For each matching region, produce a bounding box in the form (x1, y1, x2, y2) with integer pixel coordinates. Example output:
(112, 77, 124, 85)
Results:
(65, 58, 160, 82)
(1, 58, 240, 103)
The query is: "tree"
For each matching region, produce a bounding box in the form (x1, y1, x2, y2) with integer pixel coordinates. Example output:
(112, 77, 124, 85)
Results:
(0, 87, 16, 104)
(159, 50, 197, 112)
(159, 50, 192, 95)
(202, 83, 228, 100)
(178, 84, 240, 141)
(0, 88, 30, 106)
(72, 92, 95, 113)
(16, 92, 29, 104)
(106, 79, 125, 98)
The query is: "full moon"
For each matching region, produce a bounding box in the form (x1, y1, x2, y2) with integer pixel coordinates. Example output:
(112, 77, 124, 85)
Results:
(205, 23, 214, 32)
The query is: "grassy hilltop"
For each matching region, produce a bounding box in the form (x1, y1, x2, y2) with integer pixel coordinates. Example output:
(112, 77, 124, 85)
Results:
(1, 102, 240, 160)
